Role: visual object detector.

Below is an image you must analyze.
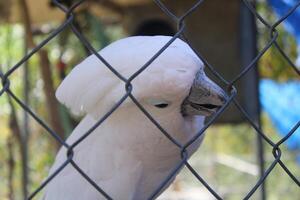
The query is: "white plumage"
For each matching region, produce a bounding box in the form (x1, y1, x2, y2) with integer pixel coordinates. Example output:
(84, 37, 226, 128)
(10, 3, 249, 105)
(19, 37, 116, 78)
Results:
(43, 36, 225, 200)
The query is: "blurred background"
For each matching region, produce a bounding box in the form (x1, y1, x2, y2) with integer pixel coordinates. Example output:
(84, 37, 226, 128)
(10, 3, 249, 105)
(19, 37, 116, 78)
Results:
(0, 0, 299, 199)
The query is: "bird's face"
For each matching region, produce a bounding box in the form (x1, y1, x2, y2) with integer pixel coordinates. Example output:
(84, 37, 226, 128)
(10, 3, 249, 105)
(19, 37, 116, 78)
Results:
(130, 39, 226, 119)
(133, 70, 225, 119)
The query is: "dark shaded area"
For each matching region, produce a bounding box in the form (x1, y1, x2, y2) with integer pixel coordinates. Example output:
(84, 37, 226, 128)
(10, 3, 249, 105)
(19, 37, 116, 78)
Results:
(133, 19, 175, 36)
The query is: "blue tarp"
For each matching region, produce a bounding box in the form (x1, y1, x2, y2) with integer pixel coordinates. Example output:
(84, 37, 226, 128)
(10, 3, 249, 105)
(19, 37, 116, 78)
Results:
(268, 0, 300, 66)
(259, 79, 300, 152)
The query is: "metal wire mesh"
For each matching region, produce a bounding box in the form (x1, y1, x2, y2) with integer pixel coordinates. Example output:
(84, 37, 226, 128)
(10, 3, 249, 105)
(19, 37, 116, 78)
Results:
(1, 0, 300, 199)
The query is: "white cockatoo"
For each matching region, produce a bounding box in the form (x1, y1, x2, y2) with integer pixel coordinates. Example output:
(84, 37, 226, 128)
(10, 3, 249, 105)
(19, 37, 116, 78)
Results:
(43, 36, 226, 200)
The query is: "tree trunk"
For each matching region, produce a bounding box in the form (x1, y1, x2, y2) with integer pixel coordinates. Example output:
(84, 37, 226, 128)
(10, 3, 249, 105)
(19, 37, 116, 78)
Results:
(17, 0, 65, 148)
(7, 96, 27, 199)
(6, 136, 15, 200)
(39, 49, 65, 149)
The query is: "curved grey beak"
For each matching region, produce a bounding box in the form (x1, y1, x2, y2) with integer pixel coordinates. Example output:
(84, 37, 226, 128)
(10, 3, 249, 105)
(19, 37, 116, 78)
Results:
(182, 71, 226, 116)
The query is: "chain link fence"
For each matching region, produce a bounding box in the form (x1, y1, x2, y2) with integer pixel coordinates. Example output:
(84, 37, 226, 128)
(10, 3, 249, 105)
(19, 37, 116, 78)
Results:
(0, 0, 300, 199)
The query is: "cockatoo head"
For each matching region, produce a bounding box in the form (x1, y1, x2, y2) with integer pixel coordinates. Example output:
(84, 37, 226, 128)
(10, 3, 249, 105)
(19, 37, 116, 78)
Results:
(56, 36, 226, 123)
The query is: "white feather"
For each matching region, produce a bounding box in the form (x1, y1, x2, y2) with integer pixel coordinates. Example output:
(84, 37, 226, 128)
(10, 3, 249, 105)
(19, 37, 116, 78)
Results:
(44, 36, 206, 200)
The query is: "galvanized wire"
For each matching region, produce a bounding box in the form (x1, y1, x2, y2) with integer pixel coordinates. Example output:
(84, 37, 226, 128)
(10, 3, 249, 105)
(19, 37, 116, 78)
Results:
(0, 0, 299, 199)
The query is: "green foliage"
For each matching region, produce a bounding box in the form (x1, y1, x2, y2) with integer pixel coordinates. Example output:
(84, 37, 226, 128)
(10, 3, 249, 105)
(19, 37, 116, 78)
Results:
(257, 2, 300, 81)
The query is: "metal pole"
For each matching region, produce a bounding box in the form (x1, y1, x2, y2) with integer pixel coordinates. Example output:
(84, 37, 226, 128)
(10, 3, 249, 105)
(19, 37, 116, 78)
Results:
(239, 1, 266, 200)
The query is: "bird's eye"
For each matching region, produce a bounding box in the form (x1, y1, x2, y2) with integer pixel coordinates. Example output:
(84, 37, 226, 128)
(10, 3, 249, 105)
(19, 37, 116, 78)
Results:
(147, 99, 170, 109)
(154, 103, 169, 108)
